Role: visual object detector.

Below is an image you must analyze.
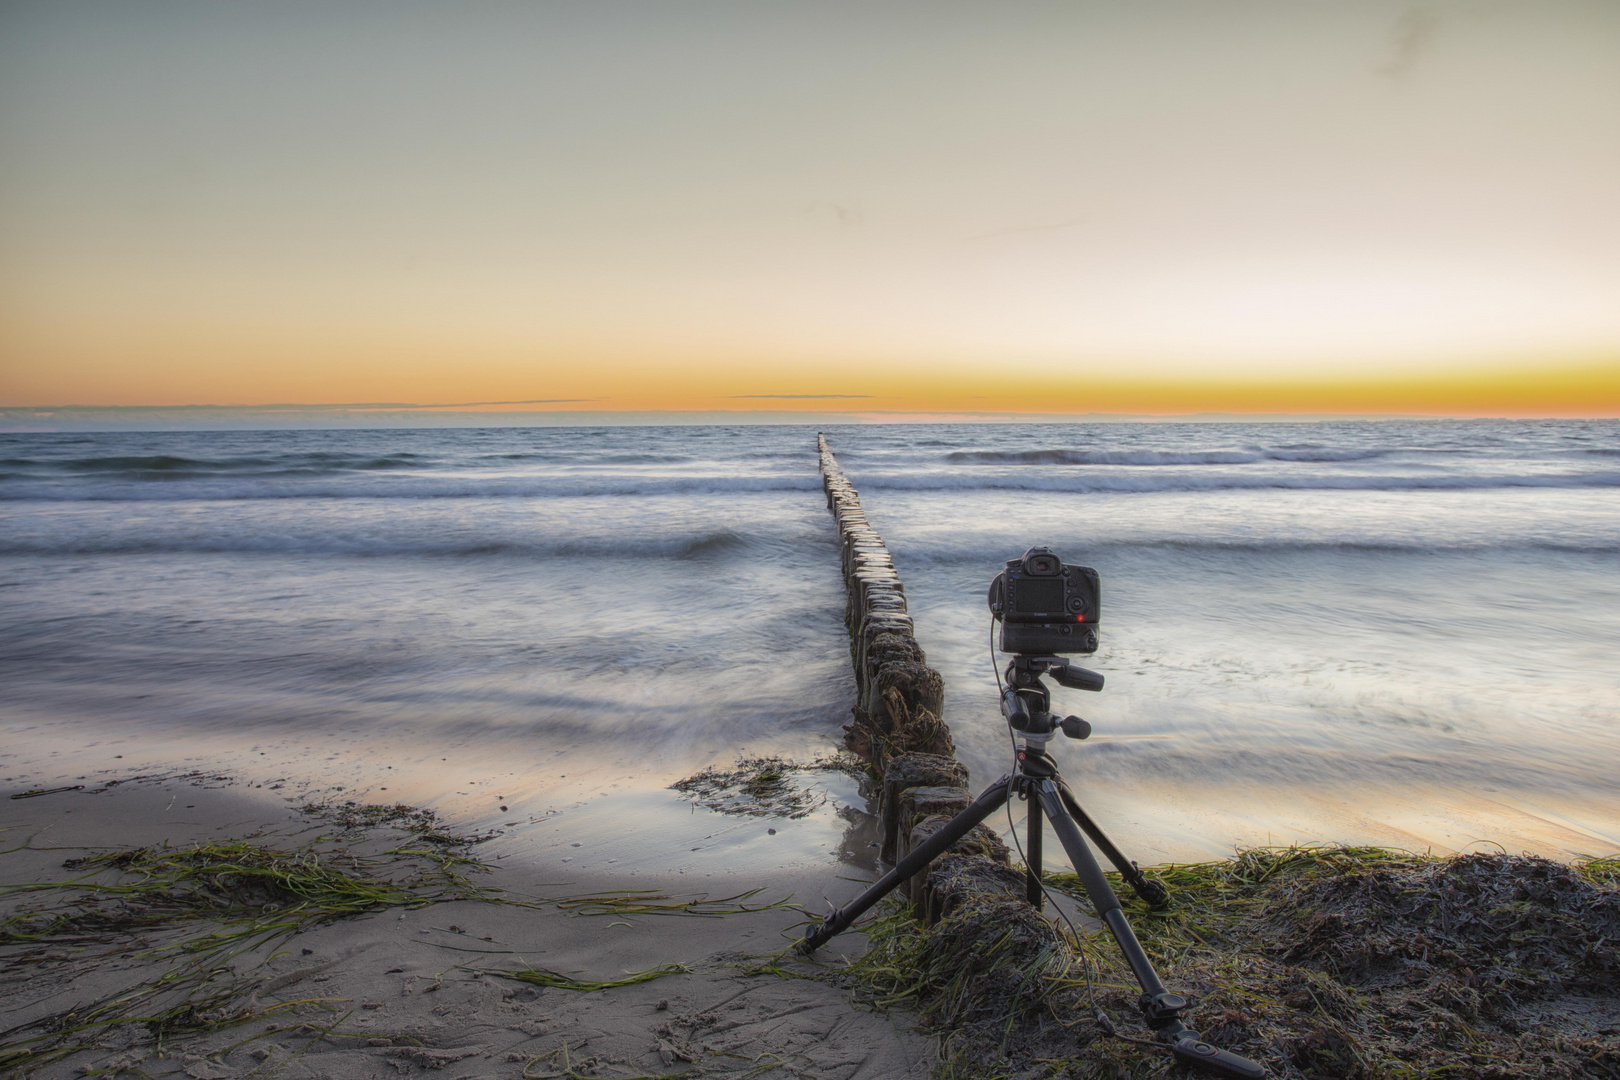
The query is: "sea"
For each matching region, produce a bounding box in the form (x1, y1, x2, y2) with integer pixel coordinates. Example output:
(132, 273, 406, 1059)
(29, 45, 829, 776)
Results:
(2, 420, 1617, 877)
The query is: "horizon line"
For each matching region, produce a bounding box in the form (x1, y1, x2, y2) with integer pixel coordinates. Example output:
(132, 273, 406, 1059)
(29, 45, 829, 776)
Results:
(4, 403, 1618, 435)
(3, 402, 1616, 419)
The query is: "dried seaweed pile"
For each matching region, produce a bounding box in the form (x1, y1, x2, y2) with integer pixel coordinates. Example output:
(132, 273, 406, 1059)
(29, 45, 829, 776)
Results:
(670, 754, 861, 818)
(847, 890, 1070, 1035)
(844, 846, 1620, 1079)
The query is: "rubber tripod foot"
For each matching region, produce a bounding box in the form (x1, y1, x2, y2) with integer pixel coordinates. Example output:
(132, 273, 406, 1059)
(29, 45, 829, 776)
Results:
(1133, 877, 1170, 909)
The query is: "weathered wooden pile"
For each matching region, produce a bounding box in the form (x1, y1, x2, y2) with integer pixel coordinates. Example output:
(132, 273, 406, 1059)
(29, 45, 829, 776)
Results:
(817, 433, 1028, 922)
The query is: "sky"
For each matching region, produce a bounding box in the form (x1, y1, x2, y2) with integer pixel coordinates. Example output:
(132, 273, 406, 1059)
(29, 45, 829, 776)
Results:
(2, 0, 1618, 419)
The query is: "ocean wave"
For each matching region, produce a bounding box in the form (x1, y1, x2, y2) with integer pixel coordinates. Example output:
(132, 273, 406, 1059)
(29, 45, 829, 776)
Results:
(0, 473, 824, 501)
(853, 469, 1620, 494)
(1262, 446, 1394, 462)
(488, 451, 693, 464)
(63, 454, 213, 473)
(0, 528, 754, 559)
(947, 449, 1261, 465)
(891, 535, 1620, 559)
(3, 468, 1616, 500)
(945, 446, 1396, 466)
(0, 451, 437, 479)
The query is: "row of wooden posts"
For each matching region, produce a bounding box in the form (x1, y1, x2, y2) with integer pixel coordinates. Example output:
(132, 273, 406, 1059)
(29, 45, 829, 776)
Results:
(817, 433, 1036, 921)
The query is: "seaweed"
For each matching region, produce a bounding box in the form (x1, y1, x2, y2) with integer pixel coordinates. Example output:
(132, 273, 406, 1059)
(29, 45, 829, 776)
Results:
(0, 812, 498, 1072)
(554, 887, 796, 918)
(670, 754, 862, 819)
(842, 846, 1620, 1079)
(0, 798, 805, 1076)
(478, 963, 688, 992)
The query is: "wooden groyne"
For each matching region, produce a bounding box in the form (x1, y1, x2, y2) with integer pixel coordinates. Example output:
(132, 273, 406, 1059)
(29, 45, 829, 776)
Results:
(817, 433, 1022, 918)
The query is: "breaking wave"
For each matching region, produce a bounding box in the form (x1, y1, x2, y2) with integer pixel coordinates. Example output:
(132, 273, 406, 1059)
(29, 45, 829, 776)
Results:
(0, 528, 754, 559)
(0, 474, 824, 501)
(944, 446, 1395, 466)
(856, 469, 1620, 494)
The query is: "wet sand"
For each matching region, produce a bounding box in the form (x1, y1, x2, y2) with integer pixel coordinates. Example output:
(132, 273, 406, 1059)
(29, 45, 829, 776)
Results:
(0, 776, 934, 1080)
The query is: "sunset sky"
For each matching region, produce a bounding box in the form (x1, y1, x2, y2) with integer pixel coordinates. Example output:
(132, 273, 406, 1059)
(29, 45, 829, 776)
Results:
(2, 1, 1618, 419)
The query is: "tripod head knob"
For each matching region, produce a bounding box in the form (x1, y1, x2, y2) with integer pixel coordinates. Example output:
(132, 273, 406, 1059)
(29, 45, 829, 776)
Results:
(1060, 715, 1091, 740)
(1001, 687, 1032, 727)
(1049, 662, 1105, 692)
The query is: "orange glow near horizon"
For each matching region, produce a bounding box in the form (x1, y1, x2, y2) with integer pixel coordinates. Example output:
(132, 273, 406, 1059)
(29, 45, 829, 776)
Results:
(3, 345, 1616, 419)
(4, 3, 1618, 422)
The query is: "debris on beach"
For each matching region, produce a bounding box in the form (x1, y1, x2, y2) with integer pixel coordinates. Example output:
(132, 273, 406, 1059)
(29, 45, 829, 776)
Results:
(300, 799, 443, 833)
(552, 886, 796, 919)
(300, 798, 499, 848)
(476, 961, 689, 992)
(844, 845, 1620, 1079)
(670, 754, 862, 818)
(0, 807, 500, 1074)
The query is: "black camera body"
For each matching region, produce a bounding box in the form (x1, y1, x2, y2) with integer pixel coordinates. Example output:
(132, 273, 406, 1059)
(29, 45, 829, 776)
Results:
(987, 546, 1100, 654)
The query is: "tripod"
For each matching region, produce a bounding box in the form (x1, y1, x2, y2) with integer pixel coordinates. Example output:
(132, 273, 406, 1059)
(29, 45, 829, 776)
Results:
(799, 655, 1265, 1080)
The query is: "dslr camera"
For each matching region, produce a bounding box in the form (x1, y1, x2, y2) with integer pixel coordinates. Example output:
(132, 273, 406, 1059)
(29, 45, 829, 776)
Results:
(987, 546, 1100, 655)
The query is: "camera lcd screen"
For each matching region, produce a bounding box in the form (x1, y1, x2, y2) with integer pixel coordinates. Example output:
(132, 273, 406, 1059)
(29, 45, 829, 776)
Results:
(1013, 578, 1065, 614)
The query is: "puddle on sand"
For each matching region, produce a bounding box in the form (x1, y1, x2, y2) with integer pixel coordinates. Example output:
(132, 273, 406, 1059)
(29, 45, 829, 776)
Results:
(481, 769, 884, 881)
(0, 720, 885, 886)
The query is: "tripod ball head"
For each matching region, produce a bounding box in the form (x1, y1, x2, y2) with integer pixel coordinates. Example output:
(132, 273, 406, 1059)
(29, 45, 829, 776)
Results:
(1003, 657, 1105, 739)
(1006, 655, 1104, 693)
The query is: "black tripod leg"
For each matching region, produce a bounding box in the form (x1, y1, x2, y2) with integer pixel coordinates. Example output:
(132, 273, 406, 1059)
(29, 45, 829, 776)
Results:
(798, 775, 1012, 953)
(1032, 781, 1165, 994)
(1057, 779, 1169, 909)
(1033, 782, 1265, 1080)
(1025, 792, 1043, 910)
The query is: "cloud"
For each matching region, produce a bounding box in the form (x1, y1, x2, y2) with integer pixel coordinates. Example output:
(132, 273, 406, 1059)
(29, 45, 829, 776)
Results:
(728, 394, 872, 399)
(229, 399, 596, 411)
(370, 398, 595, 410)
(1380, 8, 1439, 81)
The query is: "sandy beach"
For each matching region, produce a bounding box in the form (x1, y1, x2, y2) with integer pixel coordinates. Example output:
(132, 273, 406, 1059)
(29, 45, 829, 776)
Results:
(1, 774, 935, 1080)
